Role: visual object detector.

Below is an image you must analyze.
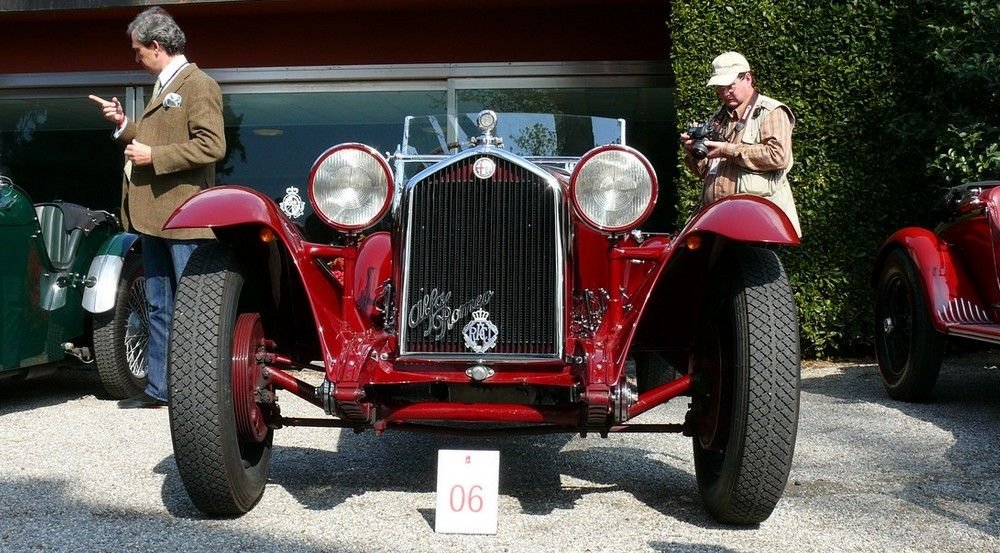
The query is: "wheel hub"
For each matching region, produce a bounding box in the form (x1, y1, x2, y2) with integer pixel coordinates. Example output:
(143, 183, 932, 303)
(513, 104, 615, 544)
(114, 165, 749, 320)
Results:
(882, 316, 894, 334)
(694, 324, 727, 451)
(232, 313, 271, 443)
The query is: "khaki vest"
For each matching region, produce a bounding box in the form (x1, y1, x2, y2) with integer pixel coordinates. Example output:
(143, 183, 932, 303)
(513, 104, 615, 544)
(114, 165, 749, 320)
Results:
(735, 94, 802, 237)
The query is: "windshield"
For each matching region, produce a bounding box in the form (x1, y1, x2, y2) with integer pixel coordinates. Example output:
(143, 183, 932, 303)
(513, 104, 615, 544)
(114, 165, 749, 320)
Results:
(393, 112, 625, 184)
(400, 112, 624, 157)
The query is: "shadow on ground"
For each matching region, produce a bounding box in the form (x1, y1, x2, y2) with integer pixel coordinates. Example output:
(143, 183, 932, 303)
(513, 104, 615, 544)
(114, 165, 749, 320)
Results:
(0, 476, 362, 553)
(0, 366, 104, 416)
(801, 350, 1000, 538)
(154, 428, 732, 529)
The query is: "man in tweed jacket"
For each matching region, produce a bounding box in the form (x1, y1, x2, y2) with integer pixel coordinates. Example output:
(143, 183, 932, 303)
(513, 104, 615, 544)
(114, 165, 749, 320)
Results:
(91, 7, 225, 408)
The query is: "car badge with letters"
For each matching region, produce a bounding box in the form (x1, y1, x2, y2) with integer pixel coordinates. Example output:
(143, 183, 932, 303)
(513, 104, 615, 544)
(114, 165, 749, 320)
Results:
(462, 308, 499, 353)
(473, 157, 496, 180)
(280, 186, 305, 219)
(408, 289, 494, 341)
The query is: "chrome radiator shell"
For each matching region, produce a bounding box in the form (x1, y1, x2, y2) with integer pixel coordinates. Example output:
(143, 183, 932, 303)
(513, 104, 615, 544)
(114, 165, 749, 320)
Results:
(398, 148, 566, 360)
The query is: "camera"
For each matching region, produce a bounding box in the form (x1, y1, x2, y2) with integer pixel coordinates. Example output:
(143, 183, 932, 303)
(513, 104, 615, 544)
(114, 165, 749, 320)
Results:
(686, 121, 718, 160)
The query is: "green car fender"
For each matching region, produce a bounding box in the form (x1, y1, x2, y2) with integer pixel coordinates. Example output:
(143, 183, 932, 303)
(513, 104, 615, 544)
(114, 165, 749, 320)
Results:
(82, 232, 139, 314)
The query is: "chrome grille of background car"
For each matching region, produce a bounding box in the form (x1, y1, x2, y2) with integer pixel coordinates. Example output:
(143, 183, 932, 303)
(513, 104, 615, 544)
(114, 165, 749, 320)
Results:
(401, 155, 560, 356)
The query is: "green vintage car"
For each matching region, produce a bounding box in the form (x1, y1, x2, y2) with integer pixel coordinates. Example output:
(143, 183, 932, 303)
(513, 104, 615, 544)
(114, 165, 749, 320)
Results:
(0, 172, 147, 398)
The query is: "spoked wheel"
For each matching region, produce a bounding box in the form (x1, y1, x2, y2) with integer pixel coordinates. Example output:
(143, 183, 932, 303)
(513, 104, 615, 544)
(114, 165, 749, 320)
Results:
(169, 243, 274, 516)
(691, 245, 800, 525)
(93, 253, 149, 399)
(874, 249, 944, 401)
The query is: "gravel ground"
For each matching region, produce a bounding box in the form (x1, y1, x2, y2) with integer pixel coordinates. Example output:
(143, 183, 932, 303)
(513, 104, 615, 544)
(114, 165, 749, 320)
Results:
(1, 353, 998, 553)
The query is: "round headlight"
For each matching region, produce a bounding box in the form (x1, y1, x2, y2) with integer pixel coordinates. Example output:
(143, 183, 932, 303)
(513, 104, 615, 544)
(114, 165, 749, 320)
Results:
(308, 144, 393, 231)
(570, 145, 657, 233)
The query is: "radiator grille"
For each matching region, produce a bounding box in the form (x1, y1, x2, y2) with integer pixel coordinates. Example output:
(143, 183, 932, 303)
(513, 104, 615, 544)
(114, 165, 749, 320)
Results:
(401, 155, 560, 356)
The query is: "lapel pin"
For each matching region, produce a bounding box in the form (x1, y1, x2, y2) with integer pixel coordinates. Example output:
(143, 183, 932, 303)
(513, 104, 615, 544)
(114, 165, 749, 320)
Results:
(163, 93, 183, 109)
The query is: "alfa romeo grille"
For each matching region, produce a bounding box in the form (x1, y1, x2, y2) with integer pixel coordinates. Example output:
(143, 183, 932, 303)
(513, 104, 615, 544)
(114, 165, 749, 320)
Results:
(401, 155, 560, 356)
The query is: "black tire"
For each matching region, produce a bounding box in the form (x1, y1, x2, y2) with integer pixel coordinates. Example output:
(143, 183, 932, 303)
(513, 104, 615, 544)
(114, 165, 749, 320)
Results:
(634, 352, 678, 393)
(873, 248, 944, 401)
(168, 243, 273, 516)
(92, 253, 148, 399)
(692, 245, 800, 525)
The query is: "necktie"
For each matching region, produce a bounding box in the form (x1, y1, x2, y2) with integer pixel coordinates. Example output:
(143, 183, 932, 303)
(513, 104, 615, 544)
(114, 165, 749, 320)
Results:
(144, 79, 162, 110)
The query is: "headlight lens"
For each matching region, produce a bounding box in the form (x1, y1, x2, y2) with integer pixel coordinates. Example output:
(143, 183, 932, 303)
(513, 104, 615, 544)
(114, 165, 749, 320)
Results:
(308, 144, 393, 231)
(571, 145, 657, 232)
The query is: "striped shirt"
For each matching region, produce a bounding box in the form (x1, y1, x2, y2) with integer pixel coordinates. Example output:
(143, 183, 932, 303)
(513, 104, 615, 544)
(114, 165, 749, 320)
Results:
(685, 97, 794, 204)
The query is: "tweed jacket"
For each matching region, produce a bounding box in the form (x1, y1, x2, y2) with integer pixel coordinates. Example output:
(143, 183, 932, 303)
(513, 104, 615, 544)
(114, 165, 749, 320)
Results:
(116, 63, 225, 240)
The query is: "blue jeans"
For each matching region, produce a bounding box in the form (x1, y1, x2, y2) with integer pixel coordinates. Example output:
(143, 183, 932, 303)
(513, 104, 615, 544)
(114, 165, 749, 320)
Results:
(141, 235, 207, 401)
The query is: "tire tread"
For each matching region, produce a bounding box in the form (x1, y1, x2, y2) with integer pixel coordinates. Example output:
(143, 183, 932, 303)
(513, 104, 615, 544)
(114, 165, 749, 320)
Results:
(169, 243, 269, 515)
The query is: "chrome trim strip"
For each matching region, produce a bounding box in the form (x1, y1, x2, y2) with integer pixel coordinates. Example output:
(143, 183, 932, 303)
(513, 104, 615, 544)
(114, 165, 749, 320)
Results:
(0, 61, 670, 90)
(948, 328, 1000, 345)
(396, 154, 581, 166)
(403, 146, 559, 188)
(395, 353, 562, 363)
(1, 0, 242, 11)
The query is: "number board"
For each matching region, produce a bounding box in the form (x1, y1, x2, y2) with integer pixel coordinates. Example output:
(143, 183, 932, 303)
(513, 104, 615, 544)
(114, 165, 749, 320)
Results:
(434, 449, 500, 534)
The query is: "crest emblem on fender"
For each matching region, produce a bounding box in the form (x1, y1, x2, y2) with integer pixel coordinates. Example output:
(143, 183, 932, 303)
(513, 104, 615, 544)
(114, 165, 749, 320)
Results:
(279, 186, 305, 219)
(462, 308, 499, 353)
(472, 157, 496, 180)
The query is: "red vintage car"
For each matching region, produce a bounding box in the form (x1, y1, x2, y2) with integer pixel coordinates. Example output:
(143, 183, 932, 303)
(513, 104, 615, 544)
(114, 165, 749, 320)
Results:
(874, 180, 1000, 401)
(164, 111, 801, 524)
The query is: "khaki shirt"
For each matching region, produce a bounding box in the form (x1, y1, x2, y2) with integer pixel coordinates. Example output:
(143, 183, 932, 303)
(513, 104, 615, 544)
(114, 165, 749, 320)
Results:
(685, 93, 801, 236)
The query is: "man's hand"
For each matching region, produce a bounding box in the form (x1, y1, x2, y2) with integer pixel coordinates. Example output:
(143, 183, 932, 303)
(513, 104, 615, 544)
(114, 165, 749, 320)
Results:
(681, 134, 725, 158)
(702, 140, 726, 159)
(88, 94, 125, 126)
(125, 139, 153, 166)
(680, 132, 699, 155)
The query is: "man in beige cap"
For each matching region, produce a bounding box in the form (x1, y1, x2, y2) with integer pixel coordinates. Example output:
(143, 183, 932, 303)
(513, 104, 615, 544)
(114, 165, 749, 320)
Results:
(682, 51, 801, 236)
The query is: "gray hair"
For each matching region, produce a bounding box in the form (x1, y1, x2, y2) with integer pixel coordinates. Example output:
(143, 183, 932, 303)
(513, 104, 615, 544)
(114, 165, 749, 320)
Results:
(127, 7, 186, 55)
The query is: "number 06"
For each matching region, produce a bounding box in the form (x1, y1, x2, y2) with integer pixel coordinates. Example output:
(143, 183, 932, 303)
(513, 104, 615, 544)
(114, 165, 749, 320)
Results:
(449, 484, 484, 512)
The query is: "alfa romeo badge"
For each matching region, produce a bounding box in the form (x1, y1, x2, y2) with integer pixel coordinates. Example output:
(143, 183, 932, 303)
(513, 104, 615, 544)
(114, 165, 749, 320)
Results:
(473, 157, 496, 180)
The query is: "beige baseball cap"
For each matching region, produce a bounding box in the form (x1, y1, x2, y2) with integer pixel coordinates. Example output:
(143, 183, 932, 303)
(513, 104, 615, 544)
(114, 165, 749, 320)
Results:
(706, 51, 751, 87)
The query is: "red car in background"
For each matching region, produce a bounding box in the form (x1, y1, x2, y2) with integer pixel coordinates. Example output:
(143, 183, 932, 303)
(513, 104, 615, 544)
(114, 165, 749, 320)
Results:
(163, 110, 802, 524)
(874, 180, 1000, 401)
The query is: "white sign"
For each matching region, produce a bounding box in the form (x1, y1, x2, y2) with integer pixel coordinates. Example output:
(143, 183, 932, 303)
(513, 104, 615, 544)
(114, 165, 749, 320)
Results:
(434, 449, 500, 534)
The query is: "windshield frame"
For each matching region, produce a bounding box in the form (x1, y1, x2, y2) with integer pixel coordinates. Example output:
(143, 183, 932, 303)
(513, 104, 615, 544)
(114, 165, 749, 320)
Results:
(390, 112, 627, 184)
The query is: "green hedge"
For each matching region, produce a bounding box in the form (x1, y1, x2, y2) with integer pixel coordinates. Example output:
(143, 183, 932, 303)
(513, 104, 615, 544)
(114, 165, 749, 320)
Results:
(671, 1, 999, 357)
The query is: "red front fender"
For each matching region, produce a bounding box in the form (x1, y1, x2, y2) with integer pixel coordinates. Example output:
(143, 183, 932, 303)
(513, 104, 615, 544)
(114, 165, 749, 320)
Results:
(618, 195, 798, 381)
(682, 194, 800, 246)
(876, 227, 982, 333)
(165, 185, 296, 238)
(167, 186, 393, 315)
(164, 185, 377, 379)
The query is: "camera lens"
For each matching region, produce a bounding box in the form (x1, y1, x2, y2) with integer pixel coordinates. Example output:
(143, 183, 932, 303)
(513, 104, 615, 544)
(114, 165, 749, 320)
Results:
(691, 140, 709, 159)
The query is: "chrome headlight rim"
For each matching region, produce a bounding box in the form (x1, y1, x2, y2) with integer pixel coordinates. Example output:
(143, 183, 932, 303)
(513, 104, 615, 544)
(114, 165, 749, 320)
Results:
(307, 143, 394, 232)
(570, 144, 658, 233)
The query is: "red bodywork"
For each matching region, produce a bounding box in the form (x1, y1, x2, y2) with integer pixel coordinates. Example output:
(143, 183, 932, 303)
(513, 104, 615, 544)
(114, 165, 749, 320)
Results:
(876, 182, 1000, 344)
(167, 179, 798, 434)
